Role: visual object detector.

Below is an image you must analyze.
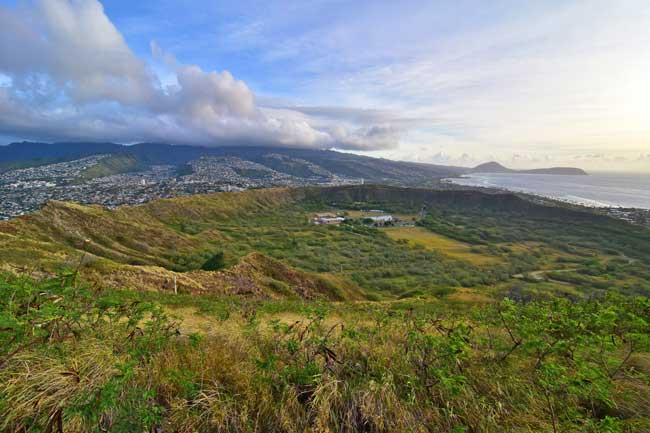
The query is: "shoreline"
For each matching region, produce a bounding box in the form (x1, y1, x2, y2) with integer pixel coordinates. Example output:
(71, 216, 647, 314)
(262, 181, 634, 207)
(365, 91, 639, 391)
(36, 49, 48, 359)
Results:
(443, 173, 650, 210)
(442, 177, 650, 228)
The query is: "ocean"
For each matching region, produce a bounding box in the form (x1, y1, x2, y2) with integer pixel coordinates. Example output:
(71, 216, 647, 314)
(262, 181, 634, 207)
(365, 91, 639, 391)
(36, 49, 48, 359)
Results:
(446, 172, 650, 209)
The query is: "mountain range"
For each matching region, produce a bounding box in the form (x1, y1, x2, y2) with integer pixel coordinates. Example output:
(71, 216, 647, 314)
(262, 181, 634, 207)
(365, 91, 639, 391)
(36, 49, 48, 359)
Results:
(0, 141, 462, 186)
(0, 142, 587, 185)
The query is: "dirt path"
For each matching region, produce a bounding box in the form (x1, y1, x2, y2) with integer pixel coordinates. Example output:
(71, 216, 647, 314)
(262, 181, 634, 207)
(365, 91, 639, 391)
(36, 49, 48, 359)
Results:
(512, 268, 579, 285)
(513, 252, 636, 284)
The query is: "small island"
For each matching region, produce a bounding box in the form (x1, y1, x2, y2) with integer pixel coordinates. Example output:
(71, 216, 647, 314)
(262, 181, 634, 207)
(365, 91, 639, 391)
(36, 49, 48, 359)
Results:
(471, 161, 587, 175)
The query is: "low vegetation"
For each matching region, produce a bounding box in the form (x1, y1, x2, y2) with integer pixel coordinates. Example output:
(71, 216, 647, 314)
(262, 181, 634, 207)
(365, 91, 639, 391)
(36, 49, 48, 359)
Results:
(1, 273, 649, 432)
(2, 185, 649, 298)
(382, 226, 500, 265)
(2, 185, 650, 432)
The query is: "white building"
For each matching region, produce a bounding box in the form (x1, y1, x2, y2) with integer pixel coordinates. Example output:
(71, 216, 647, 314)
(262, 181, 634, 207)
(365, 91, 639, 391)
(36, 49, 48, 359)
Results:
(313, 216, 345, 225)
(369, 215, 393, 224)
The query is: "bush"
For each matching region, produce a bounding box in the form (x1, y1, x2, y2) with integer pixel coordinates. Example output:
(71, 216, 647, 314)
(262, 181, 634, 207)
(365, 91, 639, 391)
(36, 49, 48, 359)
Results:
(0, 273, 177, 433)
(201, 251, 225, 271)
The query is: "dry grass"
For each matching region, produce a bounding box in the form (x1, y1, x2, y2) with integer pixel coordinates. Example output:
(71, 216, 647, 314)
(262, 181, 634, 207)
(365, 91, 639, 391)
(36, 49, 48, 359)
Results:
(447, 287, 496, 305)
(382, 226, 500, 265)
(0, 342, 125, 433)
(3, 300, 648, 433)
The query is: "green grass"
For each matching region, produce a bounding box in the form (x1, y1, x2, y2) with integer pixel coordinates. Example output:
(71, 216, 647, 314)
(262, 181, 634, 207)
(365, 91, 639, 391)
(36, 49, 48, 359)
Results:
(2, 185, 650, 431)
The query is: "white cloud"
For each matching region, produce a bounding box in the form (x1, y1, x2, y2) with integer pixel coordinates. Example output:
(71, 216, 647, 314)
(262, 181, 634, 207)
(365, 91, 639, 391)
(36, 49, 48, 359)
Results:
(0, 0, 398, 150)
(232, 0, 650, 170)
(0, 0, 158, 106)
(3, 0, 648, 172)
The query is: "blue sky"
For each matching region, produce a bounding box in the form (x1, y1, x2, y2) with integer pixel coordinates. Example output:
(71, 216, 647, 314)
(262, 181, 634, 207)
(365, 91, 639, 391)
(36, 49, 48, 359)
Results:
(1, 0, 649, 171)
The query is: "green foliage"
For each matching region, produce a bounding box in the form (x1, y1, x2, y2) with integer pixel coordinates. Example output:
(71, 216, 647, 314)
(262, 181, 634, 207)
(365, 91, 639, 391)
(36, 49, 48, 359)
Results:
(3, 185, 650, 300)
(201, 251, 226, 271)
(0, 273, 178, 433)
(1, 272, 649, 432)
(3, 186, 650, 431)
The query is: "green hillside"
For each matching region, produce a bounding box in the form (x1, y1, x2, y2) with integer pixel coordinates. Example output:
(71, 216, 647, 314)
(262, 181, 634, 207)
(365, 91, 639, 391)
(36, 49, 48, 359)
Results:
(2, 185, 650, 432)
(1, 185, 649, 299)
(77, 154, 141, 180)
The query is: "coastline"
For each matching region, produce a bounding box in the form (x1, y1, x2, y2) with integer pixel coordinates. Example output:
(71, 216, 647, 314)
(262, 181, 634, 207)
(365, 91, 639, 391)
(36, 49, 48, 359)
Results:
(444, 172, 650, 209)
(442, 175, 650, 228)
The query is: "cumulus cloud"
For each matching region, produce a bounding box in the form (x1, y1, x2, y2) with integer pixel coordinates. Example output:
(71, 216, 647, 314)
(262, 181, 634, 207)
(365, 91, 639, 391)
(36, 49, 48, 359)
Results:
(0, 0, 398, 150)
(0, 0, 157, 106)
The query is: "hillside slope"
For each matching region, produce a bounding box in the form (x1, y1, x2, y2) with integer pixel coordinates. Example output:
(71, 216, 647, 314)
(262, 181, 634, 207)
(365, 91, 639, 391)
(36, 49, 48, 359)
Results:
(100, 252, 359, 300)
(2, 185, 649, 300)
(78, 154, 142, 179)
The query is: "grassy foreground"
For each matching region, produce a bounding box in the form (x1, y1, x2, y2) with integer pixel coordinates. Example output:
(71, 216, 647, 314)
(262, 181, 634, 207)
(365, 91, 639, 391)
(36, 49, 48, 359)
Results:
(1, 273, 649, 433)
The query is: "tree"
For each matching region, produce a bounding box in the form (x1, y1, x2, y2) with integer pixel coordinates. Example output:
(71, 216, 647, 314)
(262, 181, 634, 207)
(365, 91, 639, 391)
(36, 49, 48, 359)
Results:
(201, 251, 225, 271)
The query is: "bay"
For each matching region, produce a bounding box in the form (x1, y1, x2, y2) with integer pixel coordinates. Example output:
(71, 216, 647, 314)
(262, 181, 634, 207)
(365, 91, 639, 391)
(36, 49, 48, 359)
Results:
(446, 172, 650, 209)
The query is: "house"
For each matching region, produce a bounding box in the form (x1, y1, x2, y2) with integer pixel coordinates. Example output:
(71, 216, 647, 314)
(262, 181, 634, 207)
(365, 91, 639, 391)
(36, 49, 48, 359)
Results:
(313, 216, 345, 225)
(369, 215, 393, 225)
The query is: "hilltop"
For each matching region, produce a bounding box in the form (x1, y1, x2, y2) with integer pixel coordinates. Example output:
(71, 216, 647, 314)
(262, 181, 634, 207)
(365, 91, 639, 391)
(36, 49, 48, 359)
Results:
(1, 142, 589, 181)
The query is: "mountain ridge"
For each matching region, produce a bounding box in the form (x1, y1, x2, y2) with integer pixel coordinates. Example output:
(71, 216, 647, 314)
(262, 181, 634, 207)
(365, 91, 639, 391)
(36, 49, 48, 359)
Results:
(0, 141, 465, 184)
(1, 142, 588, 182)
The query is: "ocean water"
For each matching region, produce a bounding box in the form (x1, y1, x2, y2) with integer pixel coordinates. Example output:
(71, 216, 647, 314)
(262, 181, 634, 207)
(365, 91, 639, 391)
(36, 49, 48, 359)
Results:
(446, 172, 650, 209)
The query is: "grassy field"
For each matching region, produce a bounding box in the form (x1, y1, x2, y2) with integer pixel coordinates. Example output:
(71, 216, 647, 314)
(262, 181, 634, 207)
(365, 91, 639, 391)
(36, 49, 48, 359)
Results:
(2, 185, 650, 301)
(382, 226, 500, 265)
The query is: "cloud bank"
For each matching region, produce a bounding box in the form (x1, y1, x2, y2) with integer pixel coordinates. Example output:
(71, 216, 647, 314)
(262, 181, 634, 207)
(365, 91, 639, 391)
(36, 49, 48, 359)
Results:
(0, 0, 398, 150)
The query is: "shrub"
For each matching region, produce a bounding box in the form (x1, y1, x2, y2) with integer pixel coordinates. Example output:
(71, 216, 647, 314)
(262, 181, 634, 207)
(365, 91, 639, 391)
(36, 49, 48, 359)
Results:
(201, 251, 226, 271)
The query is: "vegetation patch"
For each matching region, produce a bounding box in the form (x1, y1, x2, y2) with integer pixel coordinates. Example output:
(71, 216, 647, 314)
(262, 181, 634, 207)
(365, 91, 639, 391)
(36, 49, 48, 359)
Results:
(383, 226, 501, 265)
(1, 273, 649, 432)
(1, 185, 650, 300)
(77, 154, 142, 180)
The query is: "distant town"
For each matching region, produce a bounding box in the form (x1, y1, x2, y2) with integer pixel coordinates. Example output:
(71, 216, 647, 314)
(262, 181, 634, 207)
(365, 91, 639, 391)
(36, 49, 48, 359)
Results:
(0, 155, 363, 220)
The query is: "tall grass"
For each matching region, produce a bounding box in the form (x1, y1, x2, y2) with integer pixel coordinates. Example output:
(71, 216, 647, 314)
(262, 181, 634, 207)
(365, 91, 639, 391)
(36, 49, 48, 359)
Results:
(1, 274, 649, 432)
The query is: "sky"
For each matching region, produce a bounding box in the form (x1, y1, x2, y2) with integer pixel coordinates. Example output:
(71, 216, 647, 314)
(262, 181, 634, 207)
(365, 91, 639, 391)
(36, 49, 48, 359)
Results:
(0, 0, 649, 171)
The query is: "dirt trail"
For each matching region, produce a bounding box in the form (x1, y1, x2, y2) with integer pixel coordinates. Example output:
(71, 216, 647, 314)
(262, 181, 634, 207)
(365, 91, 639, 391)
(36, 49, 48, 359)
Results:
(513, 253, 636, 285)
(512, 268, 578, 285)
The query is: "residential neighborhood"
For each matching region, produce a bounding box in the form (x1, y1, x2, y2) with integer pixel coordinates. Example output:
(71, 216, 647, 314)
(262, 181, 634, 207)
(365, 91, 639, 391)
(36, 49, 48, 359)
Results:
(0, 155, 364, 220)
